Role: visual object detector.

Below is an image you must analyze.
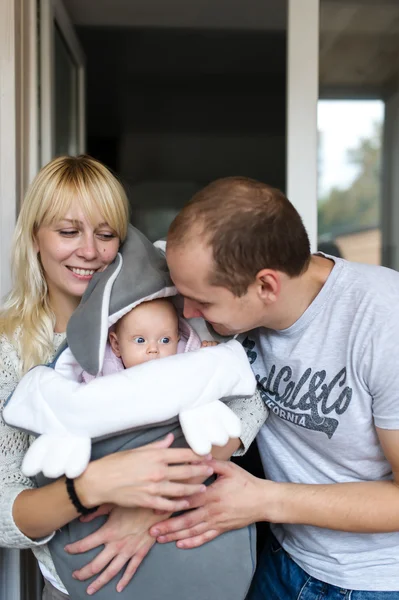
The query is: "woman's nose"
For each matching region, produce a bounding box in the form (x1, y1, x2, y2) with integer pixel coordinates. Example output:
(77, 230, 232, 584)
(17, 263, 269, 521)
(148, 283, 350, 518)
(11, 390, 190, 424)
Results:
(76, 236, 98, 261)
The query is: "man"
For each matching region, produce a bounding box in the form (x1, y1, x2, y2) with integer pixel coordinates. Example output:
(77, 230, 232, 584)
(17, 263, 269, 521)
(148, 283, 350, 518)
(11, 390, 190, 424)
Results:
(150, 176, 399, 599)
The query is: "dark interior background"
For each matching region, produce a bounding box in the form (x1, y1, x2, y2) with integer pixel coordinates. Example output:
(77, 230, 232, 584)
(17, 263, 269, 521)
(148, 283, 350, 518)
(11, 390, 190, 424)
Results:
(77, 26, 286, 241)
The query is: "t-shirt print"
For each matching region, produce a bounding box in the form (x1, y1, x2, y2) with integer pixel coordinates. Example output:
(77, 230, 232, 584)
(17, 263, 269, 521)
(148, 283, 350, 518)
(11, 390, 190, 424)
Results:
(243, 336, 353, 439)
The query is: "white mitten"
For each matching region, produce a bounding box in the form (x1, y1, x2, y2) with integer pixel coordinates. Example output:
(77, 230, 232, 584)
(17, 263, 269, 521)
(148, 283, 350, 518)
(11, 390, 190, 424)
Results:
(22, 433, 91, 479)
(179, 401, 242, 455)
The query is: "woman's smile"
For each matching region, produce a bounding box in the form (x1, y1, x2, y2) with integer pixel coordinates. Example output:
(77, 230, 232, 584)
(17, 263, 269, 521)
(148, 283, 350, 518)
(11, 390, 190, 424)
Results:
(66, 266, 99, 280)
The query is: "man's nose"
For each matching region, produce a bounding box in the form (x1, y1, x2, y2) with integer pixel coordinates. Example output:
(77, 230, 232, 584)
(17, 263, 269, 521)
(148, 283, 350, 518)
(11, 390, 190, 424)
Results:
(183, 298, 202, 319)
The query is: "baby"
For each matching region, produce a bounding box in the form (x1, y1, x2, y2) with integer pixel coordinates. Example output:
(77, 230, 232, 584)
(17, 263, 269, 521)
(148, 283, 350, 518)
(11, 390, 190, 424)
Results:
(107, 298, 216, 372)
(109, 299, 181, 368)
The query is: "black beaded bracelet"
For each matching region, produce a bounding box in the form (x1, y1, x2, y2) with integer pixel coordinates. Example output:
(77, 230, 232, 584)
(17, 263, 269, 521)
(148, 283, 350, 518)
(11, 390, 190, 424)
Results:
(65, 477, 99, 516)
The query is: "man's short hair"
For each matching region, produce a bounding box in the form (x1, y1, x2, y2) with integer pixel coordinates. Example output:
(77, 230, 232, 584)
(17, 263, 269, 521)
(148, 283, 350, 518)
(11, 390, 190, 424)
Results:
(168, 177, 311, 296)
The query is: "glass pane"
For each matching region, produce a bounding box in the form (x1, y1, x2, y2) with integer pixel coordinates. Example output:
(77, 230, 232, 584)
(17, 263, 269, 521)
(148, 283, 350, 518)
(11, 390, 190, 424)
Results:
(54, 24, 78, 156)
(318, 0, 399, 265)
(318, 99, 383, 264)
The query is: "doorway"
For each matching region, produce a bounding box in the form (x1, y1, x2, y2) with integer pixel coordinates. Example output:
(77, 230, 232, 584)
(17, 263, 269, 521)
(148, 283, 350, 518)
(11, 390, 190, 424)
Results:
(64, 0, 288, 242)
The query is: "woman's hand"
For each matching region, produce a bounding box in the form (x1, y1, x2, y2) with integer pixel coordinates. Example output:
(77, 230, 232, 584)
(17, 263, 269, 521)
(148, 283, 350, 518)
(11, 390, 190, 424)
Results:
(65, 505, 170, 595)
(75, 434, 213, 512)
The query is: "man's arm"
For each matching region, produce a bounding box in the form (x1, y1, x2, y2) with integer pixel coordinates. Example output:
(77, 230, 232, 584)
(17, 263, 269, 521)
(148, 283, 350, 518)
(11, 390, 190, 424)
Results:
(150, 427, 399, 547)
(260, 427, 399, 531)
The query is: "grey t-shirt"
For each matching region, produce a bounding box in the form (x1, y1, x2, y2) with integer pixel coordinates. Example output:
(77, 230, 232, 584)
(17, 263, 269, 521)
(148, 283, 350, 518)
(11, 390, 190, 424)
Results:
(245, 255, 399, 591)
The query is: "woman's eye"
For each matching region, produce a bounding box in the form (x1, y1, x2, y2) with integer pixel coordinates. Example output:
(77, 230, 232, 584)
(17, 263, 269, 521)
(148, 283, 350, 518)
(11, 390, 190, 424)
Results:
(59, 230, 78, 237)
(160, 337, 171, 344)
(133, 337, 146, 344)
(97, 232, 117, 241)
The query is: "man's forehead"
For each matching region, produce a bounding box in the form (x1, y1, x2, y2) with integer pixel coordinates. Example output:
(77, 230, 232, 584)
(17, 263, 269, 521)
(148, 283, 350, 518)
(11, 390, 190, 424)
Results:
(166, 246, 213, 297)
(167, 242, 212, 273)
(167, 238, 210, 257)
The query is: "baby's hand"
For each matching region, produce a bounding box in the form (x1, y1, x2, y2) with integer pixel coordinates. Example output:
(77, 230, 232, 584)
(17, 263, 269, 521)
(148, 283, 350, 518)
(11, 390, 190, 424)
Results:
(201, 340, 219, 348)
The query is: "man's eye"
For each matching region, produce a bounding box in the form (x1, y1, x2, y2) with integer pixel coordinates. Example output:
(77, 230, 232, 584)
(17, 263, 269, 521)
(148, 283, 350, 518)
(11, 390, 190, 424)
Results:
(198, 302, 211, 308)
(160, 337, 170, 344)
(133, 337, 146, 344)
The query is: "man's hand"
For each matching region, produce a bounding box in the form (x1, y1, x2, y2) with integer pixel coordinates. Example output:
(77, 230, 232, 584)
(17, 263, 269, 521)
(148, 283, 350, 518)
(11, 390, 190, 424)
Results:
(149, 460, 267, 548)
(201, 341, 219, 348)
(64, 506, 171, 595)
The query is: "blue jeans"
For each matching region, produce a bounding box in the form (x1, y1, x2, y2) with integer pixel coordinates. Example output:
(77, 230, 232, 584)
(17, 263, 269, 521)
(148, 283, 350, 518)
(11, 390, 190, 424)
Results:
(247, 535, 399, 600)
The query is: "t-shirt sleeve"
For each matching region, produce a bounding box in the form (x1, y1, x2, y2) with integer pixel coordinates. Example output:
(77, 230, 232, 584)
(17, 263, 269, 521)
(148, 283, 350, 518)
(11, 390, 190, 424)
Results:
(364, 310, 399, 430)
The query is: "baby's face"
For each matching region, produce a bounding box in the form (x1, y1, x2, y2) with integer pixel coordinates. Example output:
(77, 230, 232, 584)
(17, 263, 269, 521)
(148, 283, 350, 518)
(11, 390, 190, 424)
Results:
(110, 299, 179, 368)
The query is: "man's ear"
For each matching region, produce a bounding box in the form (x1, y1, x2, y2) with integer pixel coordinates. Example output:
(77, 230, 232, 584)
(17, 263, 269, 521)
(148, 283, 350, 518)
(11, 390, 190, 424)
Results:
(109, 331, 121, 357)
(255, 269, 280, 305)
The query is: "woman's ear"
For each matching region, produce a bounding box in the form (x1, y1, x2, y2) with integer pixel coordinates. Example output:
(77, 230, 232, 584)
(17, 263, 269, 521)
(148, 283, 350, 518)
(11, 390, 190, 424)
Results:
(109, 331, 121, 357)
(33, 234, 39, 254)
(255, 269, 280, 305)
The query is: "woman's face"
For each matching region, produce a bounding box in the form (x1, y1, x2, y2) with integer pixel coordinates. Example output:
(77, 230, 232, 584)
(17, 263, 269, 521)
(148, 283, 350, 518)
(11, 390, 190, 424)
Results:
(35, 207, 120, 308)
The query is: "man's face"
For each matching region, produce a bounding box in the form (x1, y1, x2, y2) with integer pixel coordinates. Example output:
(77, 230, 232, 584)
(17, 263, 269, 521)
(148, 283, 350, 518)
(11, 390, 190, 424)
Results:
(166, 242, 267, 336)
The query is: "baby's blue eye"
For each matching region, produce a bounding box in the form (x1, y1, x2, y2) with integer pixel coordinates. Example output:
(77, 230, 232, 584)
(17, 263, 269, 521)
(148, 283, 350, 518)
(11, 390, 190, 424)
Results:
(134, 336, 146, 344)
(160, 337, 170, 344)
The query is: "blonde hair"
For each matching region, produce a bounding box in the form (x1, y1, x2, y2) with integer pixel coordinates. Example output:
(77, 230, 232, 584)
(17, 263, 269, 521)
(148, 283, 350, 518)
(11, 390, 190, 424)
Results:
(0, 155, 129, 373)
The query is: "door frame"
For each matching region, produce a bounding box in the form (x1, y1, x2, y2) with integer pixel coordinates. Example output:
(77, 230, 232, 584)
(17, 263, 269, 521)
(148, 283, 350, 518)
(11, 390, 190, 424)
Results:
(40, 0, 86, 166)
(286, 0, 319, 251)
(0, 2, 85, 599)
(0, 0, 38, 301)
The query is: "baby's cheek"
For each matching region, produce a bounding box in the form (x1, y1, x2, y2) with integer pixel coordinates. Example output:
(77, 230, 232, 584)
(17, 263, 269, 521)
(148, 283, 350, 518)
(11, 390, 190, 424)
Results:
(167, 343, 179, 356)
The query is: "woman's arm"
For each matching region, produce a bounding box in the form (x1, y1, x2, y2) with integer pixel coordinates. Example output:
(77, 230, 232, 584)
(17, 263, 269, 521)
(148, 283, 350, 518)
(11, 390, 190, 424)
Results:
(0, 338, 62, 547)
(12, 479, 80, 540)
(0, 336, 56, 548)
(12, 434, 213, 540)
(225, 389, 268, 456)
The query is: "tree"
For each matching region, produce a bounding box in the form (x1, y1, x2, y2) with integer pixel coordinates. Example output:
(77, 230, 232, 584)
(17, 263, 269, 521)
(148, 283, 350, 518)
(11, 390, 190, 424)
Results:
(318, 121, 381, 237)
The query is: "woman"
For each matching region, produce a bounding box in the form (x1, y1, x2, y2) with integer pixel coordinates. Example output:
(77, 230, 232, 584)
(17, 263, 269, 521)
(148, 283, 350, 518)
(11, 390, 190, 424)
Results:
(0, 155, 214, 599)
